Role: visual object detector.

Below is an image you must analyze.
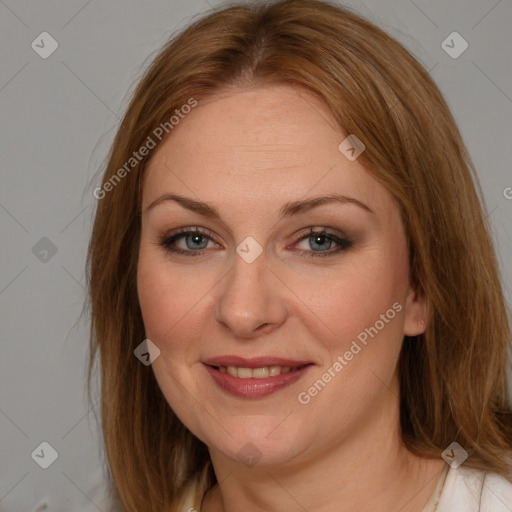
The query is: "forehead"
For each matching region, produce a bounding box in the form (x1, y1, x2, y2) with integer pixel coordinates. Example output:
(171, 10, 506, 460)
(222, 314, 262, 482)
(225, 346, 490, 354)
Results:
(142, 85, 393, 219)
(147, 85, 340, 166)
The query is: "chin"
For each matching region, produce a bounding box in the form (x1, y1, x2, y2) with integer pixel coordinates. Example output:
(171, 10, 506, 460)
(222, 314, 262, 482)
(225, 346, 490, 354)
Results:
(204, 424, 308, 469)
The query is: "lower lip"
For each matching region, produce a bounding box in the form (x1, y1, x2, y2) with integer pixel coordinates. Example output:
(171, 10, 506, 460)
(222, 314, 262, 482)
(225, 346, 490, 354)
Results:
(203, 363, 314, 399)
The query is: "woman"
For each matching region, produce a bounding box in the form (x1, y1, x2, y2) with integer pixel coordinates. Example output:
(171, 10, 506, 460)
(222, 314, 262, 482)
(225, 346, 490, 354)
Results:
(87, 1, 512, 510)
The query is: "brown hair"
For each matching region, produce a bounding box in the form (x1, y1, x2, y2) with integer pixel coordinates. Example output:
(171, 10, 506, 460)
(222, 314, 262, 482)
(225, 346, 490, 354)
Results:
(86, 0, 512, 510)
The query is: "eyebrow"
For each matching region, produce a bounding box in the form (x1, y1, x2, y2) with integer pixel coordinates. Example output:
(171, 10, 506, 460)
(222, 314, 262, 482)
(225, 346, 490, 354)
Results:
(145, 193, 375, 218)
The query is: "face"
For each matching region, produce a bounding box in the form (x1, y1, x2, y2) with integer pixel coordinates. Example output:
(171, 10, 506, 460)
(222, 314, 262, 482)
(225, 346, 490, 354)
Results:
(137, 84, 426, 469)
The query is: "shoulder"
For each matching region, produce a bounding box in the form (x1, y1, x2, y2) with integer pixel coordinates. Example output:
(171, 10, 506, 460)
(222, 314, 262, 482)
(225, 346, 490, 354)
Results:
(481, 470, 512, 512)
(437, 464, 512, 512)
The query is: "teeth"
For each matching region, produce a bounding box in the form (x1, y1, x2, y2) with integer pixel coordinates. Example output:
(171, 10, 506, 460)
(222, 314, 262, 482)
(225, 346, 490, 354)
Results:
(221, 365, 299, 378)
(252, 367, 269, 378)
(237, 367, 253, 379)
(269, 366, 281, 377)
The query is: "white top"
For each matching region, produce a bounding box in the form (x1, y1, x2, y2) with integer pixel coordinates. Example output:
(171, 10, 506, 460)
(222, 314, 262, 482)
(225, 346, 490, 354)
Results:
(435, 464, 512, 511)
(177, 462, 512, 511)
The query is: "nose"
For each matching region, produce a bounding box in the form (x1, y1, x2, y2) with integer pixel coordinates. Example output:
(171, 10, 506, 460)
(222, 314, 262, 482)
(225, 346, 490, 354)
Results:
(214, 251, 288, 339)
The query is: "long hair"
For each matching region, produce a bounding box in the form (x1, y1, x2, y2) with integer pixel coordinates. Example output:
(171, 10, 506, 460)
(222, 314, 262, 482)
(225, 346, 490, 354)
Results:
(86, 0, 512, 510)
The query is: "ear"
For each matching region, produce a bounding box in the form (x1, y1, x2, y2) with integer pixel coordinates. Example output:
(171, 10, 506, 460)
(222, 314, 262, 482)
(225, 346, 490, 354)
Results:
(403, 285, 429, 336)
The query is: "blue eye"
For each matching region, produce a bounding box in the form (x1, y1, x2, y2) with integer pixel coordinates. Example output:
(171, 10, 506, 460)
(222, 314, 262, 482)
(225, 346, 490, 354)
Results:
(159, 227, 217, 257)
(158, 227, 353, 258)
(294, 228, 353, 257)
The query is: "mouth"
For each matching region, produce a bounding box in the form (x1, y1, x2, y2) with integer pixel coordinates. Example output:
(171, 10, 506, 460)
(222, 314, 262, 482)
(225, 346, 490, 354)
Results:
(212, 364, 308, 378)
(202, 357, 314, 399)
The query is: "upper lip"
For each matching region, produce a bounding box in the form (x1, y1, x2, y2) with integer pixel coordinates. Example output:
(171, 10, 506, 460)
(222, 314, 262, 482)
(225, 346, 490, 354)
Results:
(202, 356, 313, 368)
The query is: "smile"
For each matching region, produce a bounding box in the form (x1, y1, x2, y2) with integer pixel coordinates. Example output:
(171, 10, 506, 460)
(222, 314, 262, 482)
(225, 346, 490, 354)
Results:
(219, 365, 304, 378)
(202, 358, 314, 399)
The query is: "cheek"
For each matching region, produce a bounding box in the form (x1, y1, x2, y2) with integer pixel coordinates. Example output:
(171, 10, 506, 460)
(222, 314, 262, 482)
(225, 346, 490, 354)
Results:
(291, 252, 406, 359)
(138, 247, 197, 339)
(293, 268, 406, 421)
(136, 246, 220, 368)
(137, 256, 174, 342)
(136, 248, 212, 424)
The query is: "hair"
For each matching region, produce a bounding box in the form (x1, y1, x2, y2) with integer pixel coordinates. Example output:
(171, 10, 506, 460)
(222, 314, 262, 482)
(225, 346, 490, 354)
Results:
(86, 0, 512, 510)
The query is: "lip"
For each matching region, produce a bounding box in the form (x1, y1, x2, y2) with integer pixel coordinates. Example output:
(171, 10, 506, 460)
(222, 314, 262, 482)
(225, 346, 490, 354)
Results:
(202, 358, 314, 399)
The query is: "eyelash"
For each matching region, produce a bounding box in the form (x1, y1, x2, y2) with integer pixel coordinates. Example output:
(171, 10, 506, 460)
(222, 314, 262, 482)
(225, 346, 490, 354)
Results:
(157, 226, 354, 258)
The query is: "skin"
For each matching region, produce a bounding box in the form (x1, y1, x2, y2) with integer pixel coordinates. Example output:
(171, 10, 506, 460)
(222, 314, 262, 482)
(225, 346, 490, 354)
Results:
(137, 84, 445, 512)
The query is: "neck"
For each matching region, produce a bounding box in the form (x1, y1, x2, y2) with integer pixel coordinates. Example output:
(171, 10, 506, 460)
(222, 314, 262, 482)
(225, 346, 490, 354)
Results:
(202, 379, 445, 512)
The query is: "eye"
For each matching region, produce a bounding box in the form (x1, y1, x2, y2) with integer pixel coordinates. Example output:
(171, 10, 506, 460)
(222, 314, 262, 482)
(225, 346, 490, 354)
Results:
(158, 227, 220, 256)
(158, 226, 353, 258)
(292, 228, 353, 257)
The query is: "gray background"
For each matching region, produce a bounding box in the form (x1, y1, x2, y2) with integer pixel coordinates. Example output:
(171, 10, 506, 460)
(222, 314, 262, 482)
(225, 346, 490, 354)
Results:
(1, 0, 511, 511)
